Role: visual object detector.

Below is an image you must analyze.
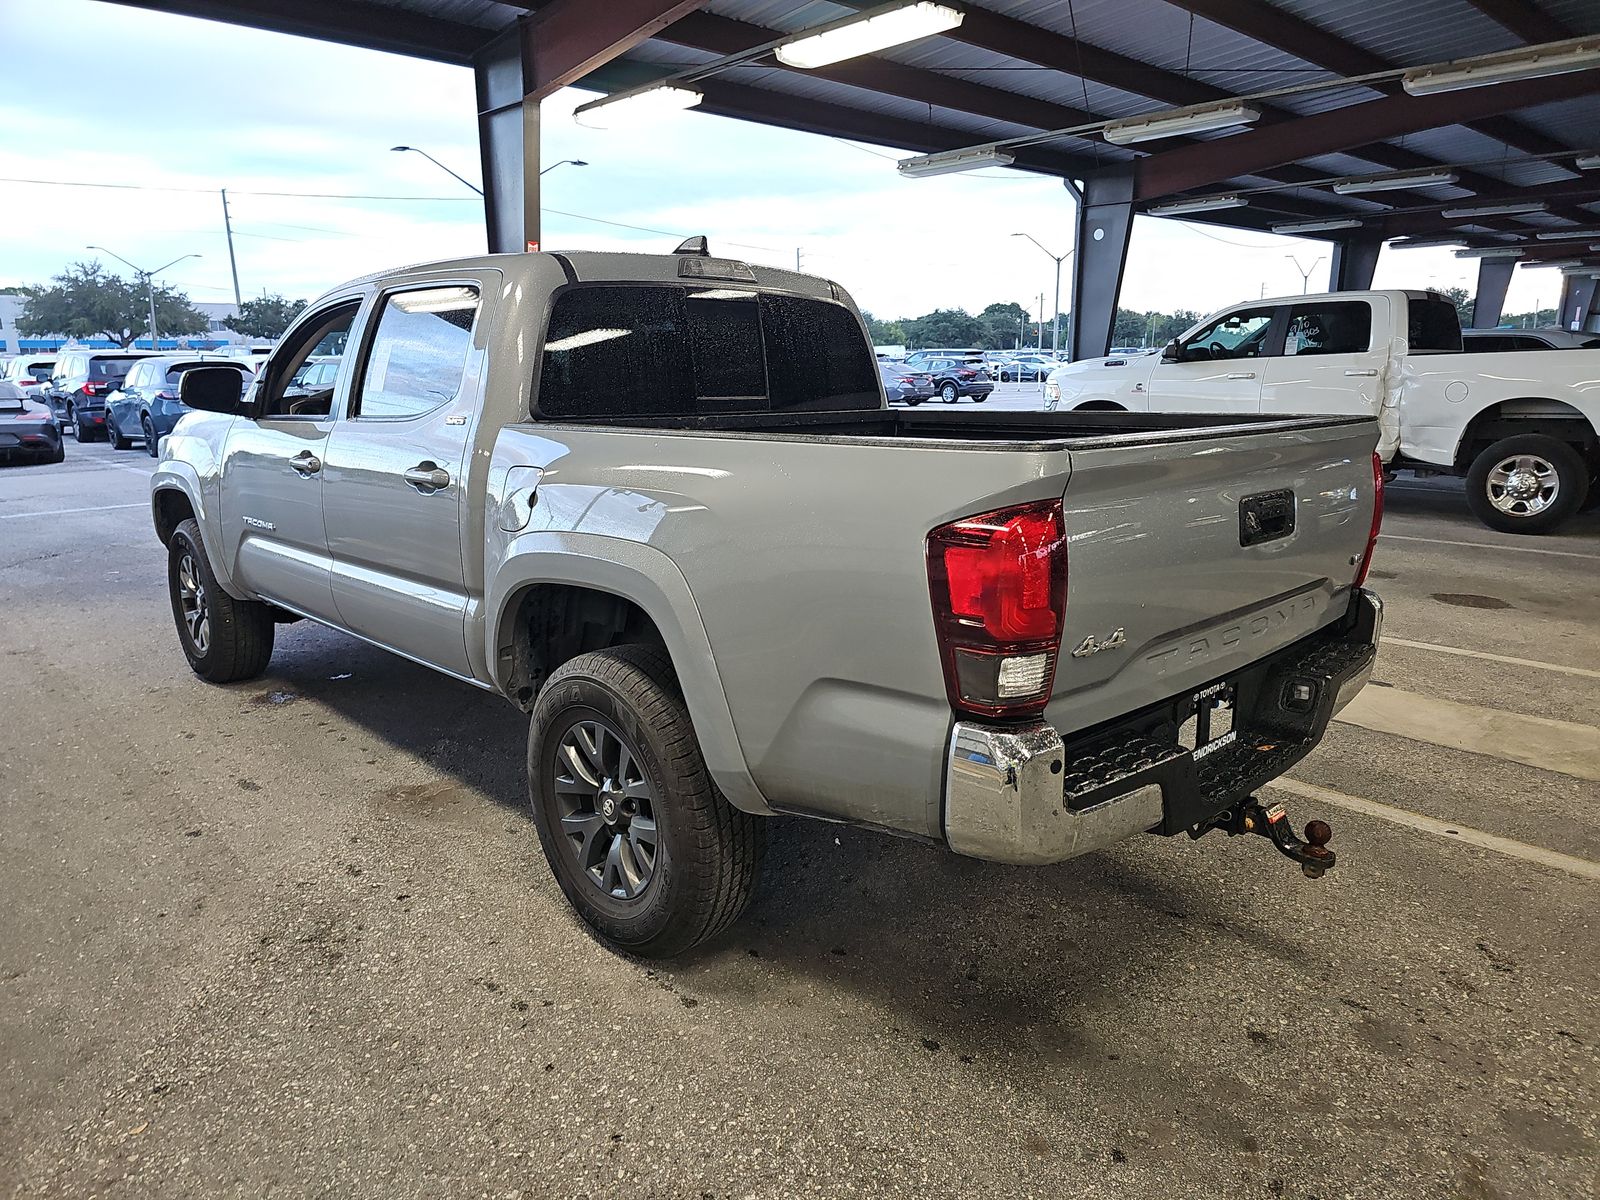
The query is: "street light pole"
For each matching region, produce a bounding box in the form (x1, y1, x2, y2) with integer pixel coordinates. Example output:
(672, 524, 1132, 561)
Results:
(1285, 253, 1326, 295)
(1012, 233, 1075, 357)
(540, 159, 588, 176)
(85, 246, 202, 350)
(390, 145, 484, 195)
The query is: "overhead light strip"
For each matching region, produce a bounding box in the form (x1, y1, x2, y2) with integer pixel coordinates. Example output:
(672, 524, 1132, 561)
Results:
(1402, 36, 1600, 96)
(1332, 168, 1460, 194)
(1271, 218, 1363, 234)
(897, 146, 1016, 178)
(1440, 201, 1549, 218)
(1147, 194, 1247, 216)
(1102, 100, 1260, 146)
(774, 2, 963, 69)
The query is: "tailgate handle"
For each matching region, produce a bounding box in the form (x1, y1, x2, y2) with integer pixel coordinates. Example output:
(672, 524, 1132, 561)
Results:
(1239, 489, 1296, 547)
(1226, 371, 1256, 380)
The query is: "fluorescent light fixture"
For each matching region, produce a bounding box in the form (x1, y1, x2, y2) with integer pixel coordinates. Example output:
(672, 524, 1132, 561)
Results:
(1558, 265, 1600, 275)
(1440, 201, 1549, 218)
(1521, 259, 1583, 269)
(1453, 248, 1525, 259)
(1147, 194, 1247, 216)
(1102, 100, 1261, 146)
(1271, 218, 1363, 234)
(1534, 228, 1600, 240)
(573, 83, 702, 129)
(1332, 168, 1459, 194)
(545, 328, 631, 353)
(1387, 236, 1466, 249)
(898, 145, 1016, 178)
(1402, 36, 1600, 96)
(1577, 155, 1600, 170)
(774, 1, 963, 69)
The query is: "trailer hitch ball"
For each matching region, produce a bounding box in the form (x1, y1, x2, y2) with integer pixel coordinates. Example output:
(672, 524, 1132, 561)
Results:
(1203, 798, 1337, 879)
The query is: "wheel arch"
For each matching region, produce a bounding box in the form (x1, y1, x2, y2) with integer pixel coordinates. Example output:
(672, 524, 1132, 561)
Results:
(1452, 398, 1599, 471)
(485, 536, 772, 815)
(1073, 399, 1128, 412)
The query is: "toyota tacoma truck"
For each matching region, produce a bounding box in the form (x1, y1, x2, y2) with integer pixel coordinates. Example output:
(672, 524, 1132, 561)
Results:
(151, 244, 1384, 957)
(1044, 289, 1600, 534)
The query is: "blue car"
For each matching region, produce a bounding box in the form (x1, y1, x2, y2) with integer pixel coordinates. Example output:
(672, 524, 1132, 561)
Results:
(106, 357, 255, 456)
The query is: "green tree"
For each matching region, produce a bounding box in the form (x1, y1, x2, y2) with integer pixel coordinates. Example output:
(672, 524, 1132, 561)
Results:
(976, 301, 1030, 350)
(859, 310, 907, 347)
(17, 261, 208, 347)
(1499, 307, 1558, 328)
(902, 307, 983, 349)
(227, 294, 306, 340)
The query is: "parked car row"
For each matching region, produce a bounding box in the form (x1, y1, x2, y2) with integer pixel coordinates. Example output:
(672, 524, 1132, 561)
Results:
(0, 380, 65, 464)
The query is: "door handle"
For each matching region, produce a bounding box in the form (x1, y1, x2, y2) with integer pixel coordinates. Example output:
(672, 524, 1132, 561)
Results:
(1344, 369, 1379, 377)
(403, 463, 451, 492)
(289, 451, 321, 475)
(1226, 372, 1256, 380)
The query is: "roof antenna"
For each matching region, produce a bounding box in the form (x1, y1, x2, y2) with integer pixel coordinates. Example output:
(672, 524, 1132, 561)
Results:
(673, 235, 709, 256)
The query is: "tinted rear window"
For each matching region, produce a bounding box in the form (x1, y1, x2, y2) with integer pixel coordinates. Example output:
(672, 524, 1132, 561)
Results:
(88, 357, 141, 379)
(536, 285, 878, 418)
(1408, 299, 1462, 352)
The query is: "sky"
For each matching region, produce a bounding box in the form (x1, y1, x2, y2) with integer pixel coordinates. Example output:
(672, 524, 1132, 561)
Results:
(0, 0, 1565, 329)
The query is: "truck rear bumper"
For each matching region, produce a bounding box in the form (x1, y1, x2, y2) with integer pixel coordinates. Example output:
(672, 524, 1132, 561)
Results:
(944, 589, 1382, 866)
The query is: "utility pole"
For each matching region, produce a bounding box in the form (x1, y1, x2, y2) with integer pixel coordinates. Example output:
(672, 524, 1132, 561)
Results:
(795, 246, 803, 271)
(220, 189, 242, 308)
(1285, 254, 1325, 295)
(1036, 293, 1045, 351)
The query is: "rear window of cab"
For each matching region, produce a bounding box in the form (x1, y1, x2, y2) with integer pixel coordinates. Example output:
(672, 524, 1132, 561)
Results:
(535, 284, 879, 419)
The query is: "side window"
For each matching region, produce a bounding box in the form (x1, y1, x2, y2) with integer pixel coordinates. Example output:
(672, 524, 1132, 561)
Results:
(1182, 308, 1275, 360)
(1408, 299, 1462, 352)
(353, 286, 479, 420)
(1283, 302, 1371, 356)
(259, 301, 361, 418)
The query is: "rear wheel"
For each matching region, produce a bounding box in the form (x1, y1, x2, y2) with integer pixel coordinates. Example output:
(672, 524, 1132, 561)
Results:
(167, 518, 275, 683)
(1465, 434, 1588, 535)
(108, 415, 133, 450)
(528, 645, 763, 958)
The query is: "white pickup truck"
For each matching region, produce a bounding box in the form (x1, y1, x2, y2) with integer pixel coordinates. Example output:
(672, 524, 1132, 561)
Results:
(1045, 290, 1600, 534)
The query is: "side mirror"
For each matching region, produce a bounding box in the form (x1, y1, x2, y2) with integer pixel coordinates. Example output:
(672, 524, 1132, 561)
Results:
(1161, 340, 1181, 362)
(180, 366, 248, 415)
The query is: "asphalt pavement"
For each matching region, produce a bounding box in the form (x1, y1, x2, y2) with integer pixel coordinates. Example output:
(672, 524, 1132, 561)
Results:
(1, 428, 1596, 1199)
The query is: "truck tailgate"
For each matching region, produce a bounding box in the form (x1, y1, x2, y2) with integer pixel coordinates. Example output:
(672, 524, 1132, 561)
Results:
(1046, 417, 1378, 732)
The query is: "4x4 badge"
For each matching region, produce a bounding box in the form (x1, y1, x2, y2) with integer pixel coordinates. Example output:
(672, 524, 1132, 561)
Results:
(1071, 627, 1127, 658)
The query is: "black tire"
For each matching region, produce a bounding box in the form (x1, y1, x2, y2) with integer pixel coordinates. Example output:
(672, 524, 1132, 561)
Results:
(48, 439, 65, 464)
(528, 645, 763, 958)
(167, 518, 275, 683)
(143, 416, 159, 458)
(1464, 434, 1588, 535)
(940, 381, 959, 404)
(973, 395, 987, 403)
(108, 416, 133, 450)
(903, 397, 923, 407)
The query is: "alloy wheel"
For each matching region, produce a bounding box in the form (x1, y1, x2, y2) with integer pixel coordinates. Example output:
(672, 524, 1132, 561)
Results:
(552, 718, 658, 900)
(176, 552, 210, 655)
(1486, 454, 1558, 517)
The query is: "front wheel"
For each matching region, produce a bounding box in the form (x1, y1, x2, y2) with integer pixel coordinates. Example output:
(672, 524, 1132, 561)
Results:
(167, 519, 275, 682)
(940, 382, 959, 404)
(528, 645, 763, 958)
(1464, 434, 1588, 535)
(143, 416, 160, 458)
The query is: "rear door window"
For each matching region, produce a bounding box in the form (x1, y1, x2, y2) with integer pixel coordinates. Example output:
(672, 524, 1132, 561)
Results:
(536, 284, 878, 418)
(1283, 302, 1371, 356)
(353, 285, 479, 420)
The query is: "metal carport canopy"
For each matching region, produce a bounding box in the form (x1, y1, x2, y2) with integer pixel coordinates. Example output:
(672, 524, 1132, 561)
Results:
(102, 1, 1600, 355)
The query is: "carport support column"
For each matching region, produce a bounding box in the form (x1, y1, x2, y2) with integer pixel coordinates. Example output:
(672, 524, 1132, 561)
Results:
(1069, 167, 1134, 362)
(1558, 274, 1599, 333)
(1328, 234, 1383, 292)
(1469, 258, 1515, 329)
(474, 23, 541, 254)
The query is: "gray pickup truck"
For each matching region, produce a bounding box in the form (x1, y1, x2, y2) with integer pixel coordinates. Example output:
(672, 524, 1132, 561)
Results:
(152, 245, 1384, 956)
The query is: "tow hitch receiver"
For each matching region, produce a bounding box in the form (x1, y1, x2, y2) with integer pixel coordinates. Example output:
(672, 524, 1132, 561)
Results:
(1194, 797, 1336, 879)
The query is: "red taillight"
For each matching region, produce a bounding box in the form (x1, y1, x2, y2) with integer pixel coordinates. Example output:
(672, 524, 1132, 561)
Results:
(928, 499, 1068, 719)
(157, 390, 179, 400)
(1354, 451, 1384, 587)
(82, 381, 100, 396)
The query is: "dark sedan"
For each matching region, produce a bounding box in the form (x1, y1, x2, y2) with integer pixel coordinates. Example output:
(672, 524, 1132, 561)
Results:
(0, 381, 65, 464)
(916, 357, 994, 404)
(106, 356, 256, 456)
(878, 362, 935, 405)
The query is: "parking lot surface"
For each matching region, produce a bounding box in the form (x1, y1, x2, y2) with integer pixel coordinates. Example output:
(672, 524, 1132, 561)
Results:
(2, 434, 1596, 1199)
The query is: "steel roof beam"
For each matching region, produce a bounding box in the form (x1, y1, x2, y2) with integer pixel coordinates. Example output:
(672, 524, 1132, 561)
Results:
(523, 0, 706, 101)
(1137, 70, 1600, 200)
(101, 0, 490, 64)
(1464, 0, 1574, 44)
